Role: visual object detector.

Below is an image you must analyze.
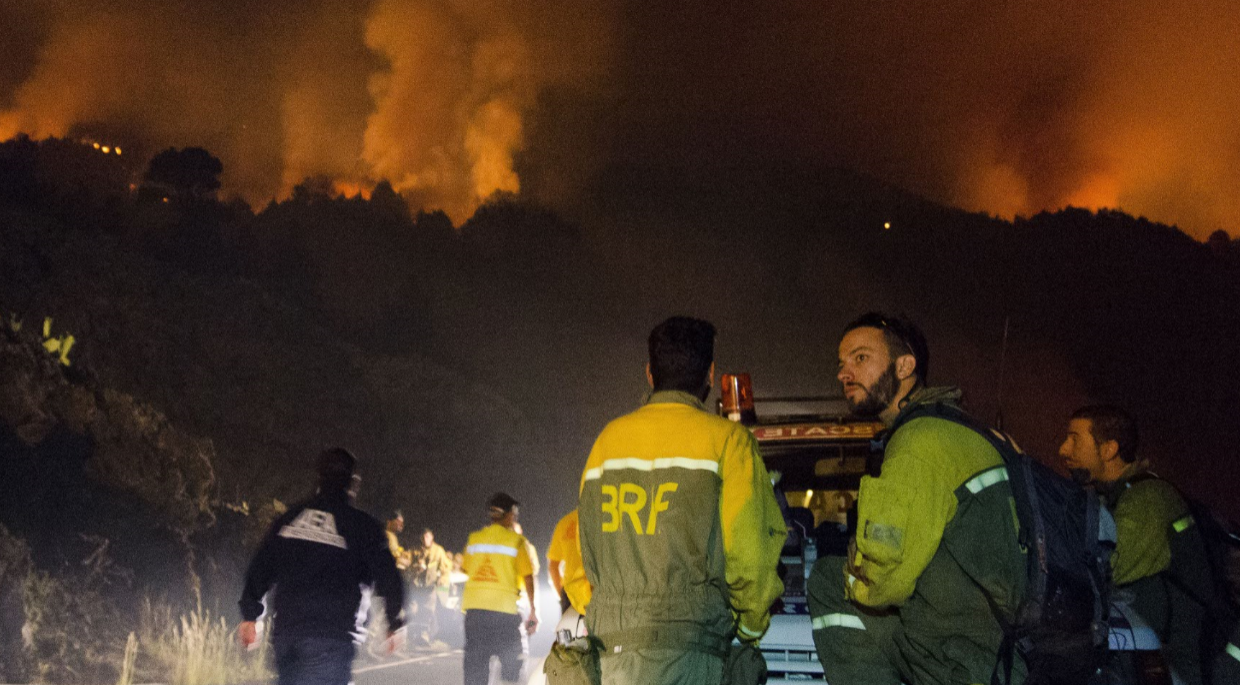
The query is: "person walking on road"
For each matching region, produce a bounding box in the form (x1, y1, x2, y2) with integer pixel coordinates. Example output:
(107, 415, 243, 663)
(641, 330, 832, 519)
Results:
(238, 447, 405, 685)
(547, 509, 590, 616)
(409, 527, 454, 645)
(461, 492, 539, 685)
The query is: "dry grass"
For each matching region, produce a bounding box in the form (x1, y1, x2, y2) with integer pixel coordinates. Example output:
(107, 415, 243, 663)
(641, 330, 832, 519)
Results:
(21, 568, 124, 682)
(134, 600, 272, 685)
(116, 632, 138, 685)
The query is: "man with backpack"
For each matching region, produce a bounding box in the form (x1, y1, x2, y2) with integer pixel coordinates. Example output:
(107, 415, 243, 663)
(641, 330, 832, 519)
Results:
(808, 313, 1029, 684)
(1059, 405, 1234, 685)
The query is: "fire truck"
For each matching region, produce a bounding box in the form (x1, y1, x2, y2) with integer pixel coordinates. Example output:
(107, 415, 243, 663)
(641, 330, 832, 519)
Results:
(718, 373, 880, 681)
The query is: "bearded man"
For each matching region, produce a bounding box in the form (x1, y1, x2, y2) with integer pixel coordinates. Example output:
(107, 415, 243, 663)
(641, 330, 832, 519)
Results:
(806, 313, 1028, 685)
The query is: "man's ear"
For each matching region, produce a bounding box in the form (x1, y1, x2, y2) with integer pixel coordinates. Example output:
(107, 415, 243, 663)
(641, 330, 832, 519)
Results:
(708, 361, 716, 388)
(645, 362, 654, 389)
(895, 354, 917, 381)
(1098, 439, 1121, 464)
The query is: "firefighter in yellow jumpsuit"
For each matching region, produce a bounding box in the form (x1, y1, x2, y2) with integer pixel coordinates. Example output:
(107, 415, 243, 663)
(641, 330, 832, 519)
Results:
(579, 317, 787, 685)
(461, 492, 538, 685)
(547, 509, 591, 615)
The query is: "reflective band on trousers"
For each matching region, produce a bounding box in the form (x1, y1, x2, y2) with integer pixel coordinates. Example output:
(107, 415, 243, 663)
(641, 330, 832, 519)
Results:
(965, 466, 1009, 495)
(1173, 516, 1195, 534)
(812, 613, 866, 631)
(1227, 643, 1240, 663)
(466, 544, 518, 557)
(582, 456, 720, 481)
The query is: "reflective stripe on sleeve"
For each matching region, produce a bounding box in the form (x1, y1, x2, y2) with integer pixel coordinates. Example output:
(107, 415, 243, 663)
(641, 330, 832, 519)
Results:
(1172, 516, 1194, 534)
(811, 613, 866, 631)
(582, 456, 720, 481)
(1227, 642, 1240, 663)
(965, 466, 1009, 495)
(738, 624, 764, 640)
(466, 544, 518, 557)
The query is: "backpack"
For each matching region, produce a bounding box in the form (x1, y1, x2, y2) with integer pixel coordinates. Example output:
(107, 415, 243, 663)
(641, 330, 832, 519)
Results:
(886, 403, 1111, 685)
(1126, 472, 1240, 677)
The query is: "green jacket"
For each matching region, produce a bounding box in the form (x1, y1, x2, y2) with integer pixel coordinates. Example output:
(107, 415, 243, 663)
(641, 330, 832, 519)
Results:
(849, 387, 1028, 682)
(579, 390, 787, 650)
(1099, 462, 1190, 586)
(1101, 463, 1222, 685)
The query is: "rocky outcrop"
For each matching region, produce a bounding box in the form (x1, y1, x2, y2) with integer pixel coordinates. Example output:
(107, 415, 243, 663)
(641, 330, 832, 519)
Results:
(0, 325, 215, 531)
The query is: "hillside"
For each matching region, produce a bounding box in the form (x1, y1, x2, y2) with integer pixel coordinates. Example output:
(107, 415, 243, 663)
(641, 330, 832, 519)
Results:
(2, 139, 1239, 680)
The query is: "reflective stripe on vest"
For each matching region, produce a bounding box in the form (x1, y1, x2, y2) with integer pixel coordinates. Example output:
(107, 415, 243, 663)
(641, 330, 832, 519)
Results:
(1227, 642, 1240, 663)
(1172, 515, 1194, 534)
(965, 466, 1009, 495)
(583, 456, 720, 481)
(466, 543, 518, 557)
(811, 613, 866, 631)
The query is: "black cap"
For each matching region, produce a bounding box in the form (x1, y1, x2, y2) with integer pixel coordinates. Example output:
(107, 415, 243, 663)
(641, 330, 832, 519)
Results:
(317, 447, 357, 492)
(487, 492, 519, 513)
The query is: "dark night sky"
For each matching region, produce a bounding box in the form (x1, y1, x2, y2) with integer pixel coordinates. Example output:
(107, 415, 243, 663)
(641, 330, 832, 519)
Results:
(2, 0, 1239, 237)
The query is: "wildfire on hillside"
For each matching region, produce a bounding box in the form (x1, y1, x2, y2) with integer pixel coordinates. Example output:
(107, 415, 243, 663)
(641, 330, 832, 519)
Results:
(1, 0, 1236, 236)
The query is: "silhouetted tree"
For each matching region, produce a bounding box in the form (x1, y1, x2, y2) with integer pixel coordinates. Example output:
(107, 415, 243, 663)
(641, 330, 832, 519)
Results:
(142, 147, 223, 201)
(1208, 229, 1232, 256)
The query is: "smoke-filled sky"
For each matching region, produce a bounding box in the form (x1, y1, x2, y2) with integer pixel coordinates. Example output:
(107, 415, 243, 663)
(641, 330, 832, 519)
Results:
(2, 0, 1238, 236)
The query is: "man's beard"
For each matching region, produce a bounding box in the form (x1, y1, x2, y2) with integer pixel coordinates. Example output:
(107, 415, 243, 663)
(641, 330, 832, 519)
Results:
(848, 363, 900, 418)
(1068, 468, 1093, 486)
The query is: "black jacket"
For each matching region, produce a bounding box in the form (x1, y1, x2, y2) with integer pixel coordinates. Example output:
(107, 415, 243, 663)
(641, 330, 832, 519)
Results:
(239, 490, 405, 640)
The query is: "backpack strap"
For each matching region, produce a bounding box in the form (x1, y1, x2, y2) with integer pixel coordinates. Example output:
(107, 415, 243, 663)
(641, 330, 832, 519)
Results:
(880, 403, 1028, 685)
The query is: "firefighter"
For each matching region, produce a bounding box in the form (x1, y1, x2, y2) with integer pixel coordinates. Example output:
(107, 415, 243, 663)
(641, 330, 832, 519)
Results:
(386, 511, 412, 571)
(578, 316, 786, 685)
(1059, 405, 1223, 685)
(547, 509, 591, 615)
(408, 527, 453, 645)
(461, 492, 538, 685)
(808, 313, 1027, 685)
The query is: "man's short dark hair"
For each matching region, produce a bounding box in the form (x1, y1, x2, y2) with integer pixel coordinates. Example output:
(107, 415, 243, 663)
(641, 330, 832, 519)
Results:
(648, 317, 717, 395)
(316, 447, 357, 493)
(1071, 405, 1139, 463)
(843, 312, 929, 384)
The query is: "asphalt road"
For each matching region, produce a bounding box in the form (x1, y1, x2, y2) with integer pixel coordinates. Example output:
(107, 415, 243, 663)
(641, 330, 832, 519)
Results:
(353, 588, 559, 685)
(354, 648, 467, 685)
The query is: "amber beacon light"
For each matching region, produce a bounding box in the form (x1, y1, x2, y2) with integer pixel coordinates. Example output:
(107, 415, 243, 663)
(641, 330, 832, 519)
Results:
(720, 373, 757, 424)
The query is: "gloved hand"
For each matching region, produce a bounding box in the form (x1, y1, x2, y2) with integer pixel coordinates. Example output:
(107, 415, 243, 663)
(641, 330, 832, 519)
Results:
(844, 537, 870, 594)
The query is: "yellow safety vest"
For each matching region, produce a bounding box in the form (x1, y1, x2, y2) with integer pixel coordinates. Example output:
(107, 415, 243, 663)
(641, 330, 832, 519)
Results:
(462, 524, 535, 614)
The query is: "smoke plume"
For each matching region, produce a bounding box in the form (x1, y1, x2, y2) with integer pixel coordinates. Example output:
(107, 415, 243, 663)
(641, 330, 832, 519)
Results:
(1, 0, 1237, 235)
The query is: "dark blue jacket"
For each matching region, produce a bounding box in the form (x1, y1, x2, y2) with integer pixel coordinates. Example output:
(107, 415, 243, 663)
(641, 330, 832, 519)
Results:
(239, 490, 405, 640)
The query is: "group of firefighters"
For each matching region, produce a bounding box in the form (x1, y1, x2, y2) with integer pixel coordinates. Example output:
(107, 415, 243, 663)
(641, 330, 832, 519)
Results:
(382, 513, 454, 647)
(238, 313, 1240, 685)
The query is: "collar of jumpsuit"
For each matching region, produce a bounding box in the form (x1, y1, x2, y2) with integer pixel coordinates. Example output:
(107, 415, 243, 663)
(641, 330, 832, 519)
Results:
(644, 389, 706, 411)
